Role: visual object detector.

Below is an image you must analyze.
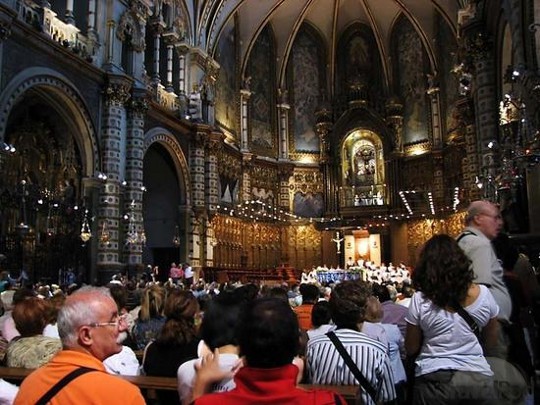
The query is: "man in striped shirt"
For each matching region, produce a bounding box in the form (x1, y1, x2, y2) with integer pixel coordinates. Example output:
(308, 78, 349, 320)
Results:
(306, 280, 396, 405)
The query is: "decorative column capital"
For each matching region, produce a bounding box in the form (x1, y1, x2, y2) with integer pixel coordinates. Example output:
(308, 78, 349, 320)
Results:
(104, 82, 132, 106)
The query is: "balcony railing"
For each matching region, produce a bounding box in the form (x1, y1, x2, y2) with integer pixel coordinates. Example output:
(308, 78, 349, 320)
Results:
(339, 184, 387, 208)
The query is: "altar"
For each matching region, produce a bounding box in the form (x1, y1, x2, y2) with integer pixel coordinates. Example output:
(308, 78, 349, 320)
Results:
(315, 267, 365, 284)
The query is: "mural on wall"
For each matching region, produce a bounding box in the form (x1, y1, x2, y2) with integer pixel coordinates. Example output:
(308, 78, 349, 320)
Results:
(215, 16, 238, 138)
(290, 27, 322, 153)
(293, 192, 324, 218)
(393, 17, 429, 144)
(337, 24, 382, 104)
(246, 25, 276, 156)
(432, 13, 460, 142)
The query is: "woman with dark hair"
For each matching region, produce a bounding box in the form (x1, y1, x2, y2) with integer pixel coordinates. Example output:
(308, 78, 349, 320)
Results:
(143, 289, 201, 404)
(7, 297, 62, 368)
(405, 234, 498, 404)
(177, 291, 242, 404)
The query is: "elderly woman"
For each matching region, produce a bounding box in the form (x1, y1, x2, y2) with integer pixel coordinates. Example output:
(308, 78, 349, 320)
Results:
(405, 234, 498, 404)
(6, 297, 62, 368)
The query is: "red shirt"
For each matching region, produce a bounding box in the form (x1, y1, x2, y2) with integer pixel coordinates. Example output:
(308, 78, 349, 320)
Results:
(194, 364, 344, 404)
(294, 304, 315, 330)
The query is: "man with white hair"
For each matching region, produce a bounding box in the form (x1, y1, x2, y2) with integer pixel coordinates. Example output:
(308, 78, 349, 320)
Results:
(457, 200, 511, 357)
(14, 287, 145, 404)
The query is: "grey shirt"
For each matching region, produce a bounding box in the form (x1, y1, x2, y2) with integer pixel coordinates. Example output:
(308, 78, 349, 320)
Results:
(458, 226, 512, 322)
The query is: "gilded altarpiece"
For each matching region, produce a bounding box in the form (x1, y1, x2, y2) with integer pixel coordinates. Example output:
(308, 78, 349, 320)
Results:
(406, 212, 466, 265)
(290, 169, 324, 218)
(211, 215, 283, 269)
(284, 224, 321, 271)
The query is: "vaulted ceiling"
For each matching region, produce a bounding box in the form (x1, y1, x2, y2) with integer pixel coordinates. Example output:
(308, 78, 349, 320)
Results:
(191, 0, 464, 86)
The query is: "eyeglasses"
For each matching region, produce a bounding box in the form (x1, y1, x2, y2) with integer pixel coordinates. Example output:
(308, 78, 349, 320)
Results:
(88, 314, 128, 328)
(480, 213, 502, 220)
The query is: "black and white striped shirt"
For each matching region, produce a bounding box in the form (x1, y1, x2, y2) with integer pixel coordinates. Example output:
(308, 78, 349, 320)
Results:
(306, 329, 396, 405)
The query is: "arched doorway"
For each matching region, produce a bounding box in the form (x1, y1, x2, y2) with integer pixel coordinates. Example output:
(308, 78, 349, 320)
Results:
(0, 84, 97, 285)
(142, 130, 191, 280)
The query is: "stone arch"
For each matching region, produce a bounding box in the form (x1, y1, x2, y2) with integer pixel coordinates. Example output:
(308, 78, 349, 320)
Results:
(143, 127, 192, 206)
(117, 7, 146, 52)
(0, 67, 99, 178)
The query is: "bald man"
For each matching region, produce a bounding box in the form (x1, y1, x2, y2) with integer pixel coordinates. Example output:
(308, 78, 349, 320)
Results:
(14, 287, 145, 405)
(457, 200, 512, 357)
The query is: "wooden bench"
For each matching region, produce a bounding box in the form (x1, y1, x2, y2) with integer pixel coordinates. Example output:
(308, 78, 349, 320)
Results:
(0, 366, 357, 403)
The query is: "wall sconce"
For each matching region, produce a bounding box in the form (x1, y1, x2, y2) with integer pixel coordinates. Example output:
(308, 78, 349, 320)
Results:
(100, 220, 110, 245)
(172, 225, 180, 247)
(80, 209, 92, 243)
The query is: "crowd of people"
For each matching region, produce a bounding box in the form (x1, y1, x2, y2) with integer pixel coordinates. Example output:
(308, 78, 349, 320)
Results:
(0, 200, 538, 404)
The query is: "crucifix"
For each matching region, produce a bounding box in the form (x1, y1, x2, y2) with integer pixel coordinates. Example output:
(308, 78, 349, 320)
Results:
(332, 231, 344, 254)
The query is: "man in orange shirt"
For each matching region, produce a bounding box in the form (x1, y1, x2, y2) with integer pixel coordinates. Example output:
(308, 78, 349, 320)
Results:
(293, 283, 320, 330)
(14, 287, 145, 405)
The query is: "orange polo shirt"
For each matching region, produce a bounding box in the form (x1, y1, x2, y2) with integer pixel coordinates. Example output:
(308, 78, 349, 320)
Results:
(14, 350, 145, 405)
(294, 304, 314, 330)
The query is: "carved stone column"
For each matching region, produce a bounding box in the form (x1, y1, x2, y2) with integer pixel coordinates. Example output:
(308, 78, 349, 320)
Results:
(65, 0, 74, 24)
(241, 153, 254, 202)
(97, 79, 131, 282)
(240, 89, 251, 152)
(277, 88, 290, 160)
(315, 108, 335, 214)
(123, 91, 148, 271)
(150, 18, 165, 83)
(465, 31, 498, 201)
(190, 130, 207, 214)
(205, 132, 223, 217)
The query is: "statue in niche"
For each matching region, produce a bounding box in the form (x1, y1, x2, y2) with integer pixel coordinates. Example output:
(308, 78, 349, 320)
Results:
(354, 147, 376, 185)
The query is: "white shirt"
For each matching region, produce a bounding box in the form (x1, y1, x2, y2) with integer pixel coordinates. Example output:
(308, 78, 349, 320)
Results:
(103, 345, 141, 376)
(405, 286, 498, 377)
(0, 378, 18, 405)
(177, 353, 239, 404)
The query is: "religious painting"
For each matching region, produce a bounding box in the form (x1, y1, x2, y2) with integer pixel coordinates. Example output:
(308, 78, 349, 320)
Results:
(336, 24, 383, 105)
(289, 25, 323, 154)
(246, 25, 276, 157)
(434, 13, 459, 142)
(293, 192, 324, 218)
(215, 16, 238, 138)
(392, 17, 429, 144)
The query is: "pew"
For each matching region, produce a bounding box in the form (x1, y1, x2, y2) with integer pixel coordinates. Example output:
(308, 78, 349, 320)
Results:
(0, 366, 357, 404)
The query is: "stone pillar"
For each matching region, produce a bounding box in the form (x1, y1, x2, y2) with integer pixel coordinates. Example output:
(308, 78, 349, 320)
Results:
(315, 109, 335, 214)
(165, 41, 174, 91)
(205, 132, 222, 216)
(190, 130, 207, 213)
(240, 89, 251, 152)
(87, 0, 97, 39)
(466, 32, 498, 201)
(123, 91, 148, 271)
(97, 79, 131, 282)
(177, 48, 187, 94)
(65, 0, 74, 24)
(277, 90, 290, 160)
(151, 21, 164, 83)
(385, 98, 404, 207)
(241, 153, 254, 202)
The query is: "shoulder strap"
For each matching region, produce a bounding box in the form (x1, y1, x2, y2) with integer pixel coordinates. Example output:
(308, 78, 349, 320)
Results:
(457, 231, 476, 243)
(452, 301, 480, 339)
(36, 367, 96, 405)
(326, 331, 378, 403)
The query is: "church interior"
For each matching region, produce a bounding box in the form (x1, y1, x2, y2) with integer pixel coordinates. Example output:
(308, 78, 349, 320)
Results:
(0, 0, 539, 284)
